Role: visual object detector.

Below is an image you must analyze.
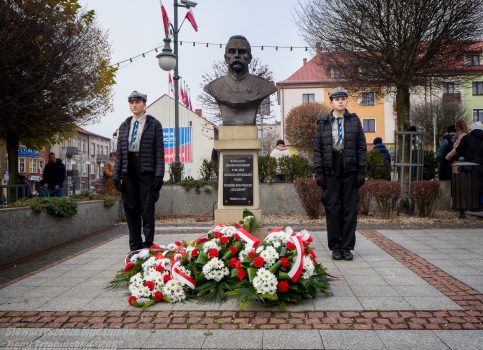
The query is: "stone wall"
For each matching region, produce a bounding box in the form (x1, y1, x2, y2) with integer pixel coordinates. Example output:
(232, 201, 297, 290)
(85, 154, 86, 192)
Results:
(0, 200, 120, 266)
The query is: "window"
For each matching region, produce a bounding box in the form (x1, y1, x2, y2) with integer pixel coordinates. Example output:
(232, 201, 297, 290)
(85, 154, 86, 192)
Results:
(363, 119, 376, 133)
(330, 68, 344, 79)
(474, 109, 483, 122)
(104, 146, 108, 155)
(466, 54, 481, 66)
(19, 158, 25, 173)
(443, 82, 455, 94)
(361, 92, 375, 106)
(302, 93, 315, 104)
(39, 160, 44, 173)
(91, 143, 95, 155)
(29, 159, 36, 173)
(472, 82, 483, 95)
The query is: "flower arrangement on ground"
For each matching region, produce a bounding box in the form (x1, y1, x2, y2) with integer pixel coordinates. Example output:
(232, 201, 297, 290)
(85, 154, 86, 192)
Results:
(108, 218, 330, 310)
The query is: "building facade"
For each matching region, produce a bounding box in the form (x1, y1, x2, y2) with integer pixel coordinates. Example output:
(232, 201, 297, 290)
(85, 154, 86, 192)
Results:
(145, 94, 216, 180)
(276, 57, 396, 147)
(50, 127, 111, 194)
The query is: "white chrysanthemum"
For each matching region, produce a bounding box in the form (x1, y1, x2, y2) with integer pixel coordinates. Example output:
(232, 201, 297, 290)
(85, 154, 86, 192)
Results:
(258, 246, 280, 268)
(202, 240, 221, 253)
(219, 225, 237, 237)
(301, 256, 315, 279)
(252, 268, 278, 295)
(202, 257, 229, 282)
(162, 279, 186, 302)
(144, 269, 168, 289)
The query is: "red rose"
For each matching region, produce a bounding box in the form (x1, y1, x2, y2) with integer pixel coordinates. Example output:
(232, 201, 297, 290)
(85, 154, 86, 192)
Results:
(277, 280, 289, 293)
(229, 257, 239, 268)
(237, 268, 247, 280)
(234, 223, 242, 228)
(220, 236, 229, 244)
(163, 274, 172, 284)
(280, 257, 290, 269)
(253, 256, 265, 268)
(191, 248, 199, 257)
(155, 265, 165, 273)
(248, 251, 257, 259)
(213, 231, 222, 238)
(228, 246, 238, 254)
(128, 295, 137, 305)
(154, 253, 164, 260)
(175, 241, 183, 247)
(196, 237, 208, 244)
(286, 242, 296, 251)
(208, 248, 219, 258)
(235, 261, 242, 269)
(150, 244, 161, 249)
(154, 291, 163, 302)
(144, 280, 155, 291)
(303, 241, 308, 247)
(307, 236, 313, 243)
(124, 262, 135, 272)
(233, 233, 241, 241)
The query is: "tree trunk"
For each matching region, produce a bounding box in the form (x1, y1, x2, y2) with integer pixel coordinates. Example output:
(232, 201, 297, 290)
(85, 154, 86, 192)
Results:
(395, 84, 413, 213)
(6, 132, 19, 202)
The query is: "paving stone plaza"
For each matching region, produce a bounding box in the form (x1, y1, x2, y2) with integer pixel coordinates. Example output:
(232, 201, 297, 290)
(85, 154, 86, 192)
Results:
(0, 224, 482, 349)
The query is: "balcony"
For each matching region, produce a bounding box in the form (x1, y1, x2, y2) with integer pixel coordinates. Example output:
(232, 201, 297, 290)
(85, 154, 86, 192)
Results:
(66, 147, 79, 157)
(96, 154, 107, 163)
(442, 92, 461, 103)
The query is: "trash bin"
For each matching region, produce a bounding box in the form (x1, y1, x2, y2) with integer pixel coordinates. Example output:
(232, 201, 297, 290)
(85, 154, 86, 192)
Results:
(451, 161, 479, 217)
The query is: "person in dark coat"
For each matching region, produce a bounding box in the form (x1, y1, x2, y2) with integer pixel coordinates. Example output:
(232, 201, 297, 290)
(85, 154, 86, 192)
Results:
(438, 125, 456, 180)
(42, 152, 66, 197)
(113, 91, 165, 251)
(313, 87, 367, 261)
(372, 137, 391, 180)
(455, 121, 483, 205)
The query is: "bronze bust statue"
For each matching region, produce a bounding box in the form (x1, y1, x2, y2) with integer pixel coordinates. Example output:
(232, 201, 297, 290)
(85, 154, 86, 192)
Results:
(204, 35, 276, 126)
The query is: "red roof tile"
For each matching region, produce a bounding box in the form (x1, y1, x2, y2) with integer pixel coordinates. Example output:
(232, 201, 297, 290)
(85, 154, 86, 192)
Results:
(278, 55, 336, 85)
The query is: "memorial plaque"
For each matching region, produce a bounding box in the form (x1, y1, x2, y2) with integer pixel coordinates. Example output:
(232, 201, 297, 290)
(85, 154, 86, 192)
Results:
(223, 154, 253, 205)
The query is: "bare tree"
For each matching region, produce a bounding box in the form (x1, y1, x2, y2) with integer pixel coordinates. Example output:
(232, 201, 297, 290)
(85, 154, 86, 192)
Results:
(295, 0, 483, 132)
(0, 0, 116, 190)
(261, 127, 280, 155)
(198, 58, 275, 125)
(411, 101, 469, 147)
(285, 103, 331, 152)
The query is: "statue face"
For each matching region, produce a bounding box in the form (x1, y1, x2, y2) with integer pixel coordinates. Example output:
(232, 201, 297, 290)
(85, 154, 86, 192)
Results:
(224, 38, 252, 73)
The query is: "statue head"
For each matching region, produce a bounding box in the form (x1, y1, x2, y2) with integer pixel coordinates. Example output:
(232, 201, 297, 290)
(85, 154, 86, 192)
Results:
(224, 35, 252, 76)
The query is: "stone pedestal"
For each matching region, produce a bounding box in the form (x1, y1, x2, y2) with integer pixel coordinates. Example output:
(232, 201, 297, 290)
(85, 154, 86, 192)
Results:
(214, 126, 263, 225)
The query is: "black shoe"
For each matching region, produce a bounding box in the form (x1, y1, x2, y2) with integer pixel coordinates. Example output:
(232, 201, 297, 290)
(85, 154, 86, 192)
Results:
(342, 249, 354, 261)
(331, 249, 342, 260)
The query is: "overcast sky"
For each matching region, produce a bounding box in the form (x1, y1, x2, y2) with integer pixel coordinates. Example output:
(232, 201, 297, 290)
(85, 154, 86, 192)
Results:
(79, 0, 314, 138)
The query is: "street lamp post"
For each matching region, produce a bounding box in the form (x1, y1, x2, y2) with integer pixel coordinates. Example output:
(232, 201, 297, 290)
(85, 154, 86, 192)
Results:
(156, 0, 197, 164)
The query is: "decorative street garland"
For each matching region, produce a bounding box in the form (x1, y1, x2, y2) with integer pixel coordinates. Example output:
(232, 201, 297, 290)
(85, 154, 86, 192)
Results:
(108, 215, 331, 310)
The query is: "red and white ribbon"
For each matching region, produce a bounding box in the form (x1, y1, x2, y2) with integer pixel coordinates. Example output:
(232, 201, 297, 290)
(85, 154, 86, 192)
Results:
(236, 227, 261, 248)
(171, 260, 196, 289)
(287, 234, 304, 282)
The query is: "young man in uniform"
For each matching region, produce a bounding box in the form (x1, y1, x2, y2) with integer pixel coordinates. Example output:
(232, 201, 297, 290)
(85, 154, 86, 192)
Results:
(113, 91, 164, 251)
(313, 87, 367, 260)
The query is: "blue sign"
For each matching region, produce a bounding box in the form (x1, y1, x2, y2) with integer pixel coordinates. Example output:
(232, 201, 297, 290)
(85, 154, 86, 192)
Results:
(18, 147, 40, 157)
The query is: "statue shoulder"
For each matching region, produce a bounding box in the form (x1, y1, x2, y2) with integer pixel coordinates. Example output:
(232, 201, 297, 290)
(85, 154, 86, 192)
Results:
(247, 75, 277, 95)
(204, 76, 227, 96)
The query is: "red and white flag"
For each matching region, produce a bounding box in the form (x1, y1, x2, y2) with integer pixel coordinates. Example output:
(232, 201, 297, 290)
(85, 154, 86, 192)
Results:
(160, 0, 170, 37)
(185, 8, 198, 32)
(168, 73, 174, 95)
(180, 86, 187, 106)
(188, 90, 193, 111)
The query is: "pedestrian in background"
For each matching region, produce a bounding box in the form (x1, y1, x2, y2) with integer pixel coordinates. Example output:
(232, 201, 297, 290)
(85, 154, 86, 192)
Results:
(270, 139, 291, 182)
(113, 91, 165, 252)
(445, 120, 469, 162)
(313, 87, 367, 261)
(455, 121, 483, 208)
(438, 125, 456, 180)
(41, 152, 66, 197)
(101, 152, 118, 195)
(372, 137, 391, 180)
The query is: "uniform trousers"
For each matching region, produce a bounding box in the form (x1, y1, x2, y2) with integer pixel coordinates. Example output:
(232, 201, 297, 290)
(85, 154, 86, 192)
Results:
(123, 152, 156, 251)
(321, 151, 358, 251)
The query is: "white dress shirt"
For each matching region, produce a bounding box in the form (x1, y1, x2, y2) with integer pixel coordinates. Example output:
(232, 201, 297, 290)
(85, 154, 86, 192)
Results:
(128, 114, 146, 152)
